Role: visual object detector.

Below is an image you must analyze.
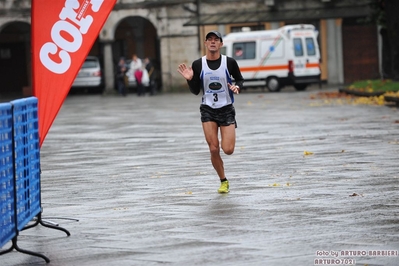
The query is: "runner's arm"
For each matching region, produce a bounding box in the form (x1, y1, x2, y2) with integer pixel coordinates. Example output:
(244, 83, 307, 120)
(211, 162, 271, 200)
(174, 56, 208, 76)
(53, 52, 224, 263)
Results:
(187, 59, 202, 95)
(227, 57, 244, 90)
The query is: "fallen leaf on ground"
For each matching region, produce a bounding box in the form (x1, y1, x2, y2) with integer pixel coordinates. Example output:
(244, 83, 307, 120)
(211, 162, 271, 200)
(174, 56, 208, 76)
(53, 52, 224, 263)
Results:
(304, 150, 314, 155)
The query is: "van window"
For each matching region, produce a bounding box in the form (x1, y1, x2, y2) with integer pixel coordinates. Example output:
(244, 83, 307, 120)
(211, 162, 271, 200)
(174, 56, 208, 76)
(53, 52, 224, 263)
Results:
(233, 42, 255, 60)
(293, 38, 304, 56)
(305, 38, 316, 56)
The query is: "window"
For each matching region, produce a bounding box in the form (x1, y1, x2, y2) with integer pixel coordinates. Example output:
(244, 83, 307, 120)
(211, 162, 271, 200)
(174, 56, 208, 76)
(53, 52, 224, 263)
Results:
(233, 42, 255, 60)
(82, 59, 99, 68)
(305, 38, 316, 56)
(293, 38, 303, 56)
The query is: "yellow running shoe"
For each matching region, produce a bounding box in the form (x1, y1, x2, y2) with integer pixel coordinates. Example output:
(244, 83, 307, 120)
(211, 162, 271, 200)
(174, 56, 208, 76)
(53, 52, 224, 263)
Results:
(218, 180, 229, 193)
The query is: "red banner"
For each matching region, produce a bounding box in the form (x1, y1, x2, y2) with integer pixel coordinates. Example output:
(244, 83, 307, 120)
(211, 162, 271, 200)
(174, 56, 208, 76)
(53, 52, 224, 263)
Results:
(32, 0, 116, 147)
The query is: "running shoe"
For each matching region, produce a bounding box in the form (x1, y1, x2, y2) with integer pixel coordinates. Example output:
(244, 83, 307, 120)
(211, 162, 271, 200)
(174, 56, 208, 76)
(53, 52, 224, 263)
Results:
(218, 180, 229, 193)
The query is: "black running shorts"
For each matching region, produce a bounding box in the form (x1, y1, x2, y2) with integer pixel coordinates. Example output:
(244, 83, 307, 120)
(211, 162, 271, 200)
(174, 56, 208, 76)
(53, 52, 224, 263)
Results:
(200, 104, 237, 128)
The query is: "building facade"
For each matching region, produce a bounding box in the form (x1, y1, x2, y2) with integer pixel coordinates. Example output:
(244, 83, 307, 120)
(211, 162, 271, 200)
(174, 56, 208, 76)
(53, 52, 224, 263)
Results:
(0, 0, 377, 96)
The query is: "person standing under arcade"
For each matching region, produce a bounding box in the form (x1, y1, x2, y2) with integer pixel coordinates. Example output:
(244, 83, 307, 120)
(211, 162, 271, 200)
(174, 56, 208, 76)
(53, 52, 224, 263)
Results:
(130, 54, 145, 96)
(116, 57, 127, 96)
(177, 31, 244, 193)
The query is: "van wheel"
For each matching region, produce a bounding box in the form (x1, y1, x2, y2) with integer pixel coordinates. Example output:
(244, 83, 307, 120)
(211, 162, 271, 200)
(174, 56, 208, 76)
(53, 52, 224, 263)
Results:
(294, 84, 307, 91)
(267, 77, 280, 92)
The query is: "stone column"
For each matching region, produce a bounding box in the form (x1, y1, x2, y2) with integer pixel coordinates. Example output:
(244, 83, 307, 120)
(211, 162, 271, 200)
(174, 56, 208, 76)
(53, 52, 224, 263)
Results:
(326, 19, 343, 85)
(335, 19, 344, 84)
(102, 40, 115, 94)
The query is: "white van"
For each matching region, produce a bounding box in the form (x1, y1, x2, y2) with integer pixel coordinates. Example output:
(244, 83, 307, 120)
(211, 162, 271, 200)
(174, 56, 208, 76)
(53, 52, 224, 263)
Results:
(221, 24, 321, 92)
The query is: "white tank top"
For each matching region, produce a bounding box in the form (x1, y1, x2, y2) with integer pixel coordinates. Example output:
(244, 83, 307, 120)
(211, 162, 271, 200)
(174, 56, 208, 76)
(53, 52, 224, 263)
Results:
(201, 55, 234, 109)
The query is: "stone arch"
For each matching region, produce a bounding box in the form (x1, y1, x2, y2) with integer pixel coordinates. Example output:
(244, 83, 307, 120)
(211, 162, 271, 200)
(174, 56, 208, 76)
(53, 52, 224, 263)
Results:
(113, 16, 158, 60)
(112, 15, 161, 92)
(0, 20, 31, 97)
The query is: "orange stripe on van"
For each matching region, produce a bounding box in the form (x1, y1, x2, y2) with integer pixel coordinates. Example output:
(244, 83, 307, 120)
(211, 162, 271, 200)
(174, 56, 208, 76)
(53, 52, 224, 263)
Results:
(241, 63, 320, 73)
(240, 65, 288, 72)
(306, 63, 320, 68)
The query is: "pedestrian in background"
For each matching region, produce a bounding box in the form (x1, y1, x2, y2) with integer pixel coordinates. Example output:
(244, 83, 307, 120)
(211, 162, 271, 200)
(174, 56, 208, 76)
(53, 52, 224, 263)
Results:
(144, 57, 156, 95)
(130, 54, 145, 96)
(177, 31, 244, 193)
(116, 57, 127, 96)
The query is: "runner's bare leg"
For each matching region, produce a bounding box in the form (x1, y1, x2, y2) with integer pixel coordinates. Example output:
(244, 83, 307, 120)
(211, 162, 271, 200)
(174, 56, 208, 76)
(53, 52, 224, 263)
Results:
(202, 122, 225, 180)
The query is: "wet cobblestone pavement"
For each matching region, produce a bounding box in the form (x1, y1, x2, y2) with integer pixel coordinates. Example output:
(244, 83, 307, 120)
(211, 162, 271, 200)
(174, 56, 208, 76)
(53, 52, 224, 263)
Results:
(1, 86, 399, 266)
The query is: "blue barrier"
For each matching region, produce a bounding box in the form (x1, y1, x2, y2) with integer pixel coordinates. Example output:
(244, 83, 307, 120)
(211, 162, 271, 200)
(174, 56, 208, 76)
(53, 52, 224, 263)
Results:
(0, 97, 70, 263)
(0, 103, 16, 248)
(11, 98, 41, 231)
